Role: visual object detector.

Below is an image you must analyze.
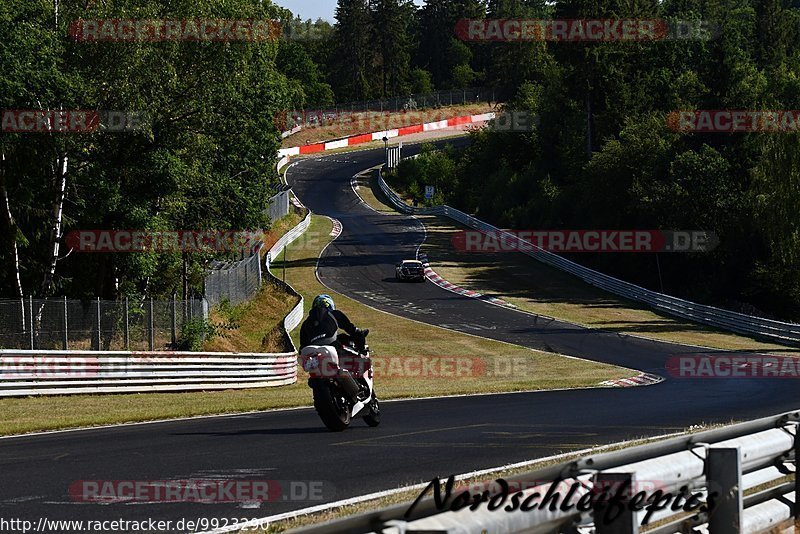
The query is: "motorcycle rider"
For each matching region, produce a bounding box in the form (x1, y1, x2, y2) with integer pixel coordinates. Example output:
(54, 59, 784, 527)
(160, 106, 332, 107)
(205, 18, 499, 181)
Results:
(300, 294, 366, 352)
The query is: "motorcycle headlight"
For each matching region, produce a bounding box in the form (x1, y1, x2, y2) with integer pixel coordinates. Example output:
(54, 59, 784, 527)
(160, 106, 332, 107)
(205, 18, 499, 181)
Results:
(303, 357, 320, 372)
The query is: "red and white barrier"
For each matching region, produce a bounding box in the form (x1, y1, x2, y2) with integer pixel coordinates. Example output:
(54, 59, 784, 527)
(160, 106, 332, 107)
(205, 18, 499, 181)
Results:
(278, 112, 495, 158)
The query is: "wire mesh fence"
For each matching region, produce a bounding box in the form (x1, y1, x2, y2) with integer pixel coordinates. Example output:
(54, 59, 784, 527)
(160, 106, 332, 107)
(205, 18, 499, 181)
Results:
(286, 87, 496, 128)
(204, 248, 263, 308)
(0, 246, 262, 351)
(0, 297, 207, 351)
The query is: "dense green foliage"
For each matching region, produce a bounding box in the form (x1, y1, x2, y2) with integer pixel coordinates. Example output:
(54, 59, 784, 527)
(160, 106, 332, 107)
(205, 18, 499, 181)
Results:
(0, 0, 327, 300)
(329, 0, 486, 100)
(395, 0, 800, 319)
(3, 0, 800, 322)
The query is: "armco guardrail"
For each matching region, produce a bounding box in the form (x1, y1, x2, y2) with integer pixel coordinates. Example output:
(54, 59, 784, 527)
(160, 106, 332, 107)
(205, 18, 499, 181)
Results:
(264, 212, 310, 348)
(265, 157, 310, 350)
(293, 409, 799, 534)
(377, 169, 800, 345)
(0, 350, 296, 397)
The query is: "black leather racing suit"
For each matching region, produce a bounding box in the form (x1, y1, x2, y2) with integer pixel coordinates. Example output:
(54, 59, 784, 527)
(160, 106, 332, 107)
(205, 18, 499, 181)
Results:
(299, 306, 360, 350)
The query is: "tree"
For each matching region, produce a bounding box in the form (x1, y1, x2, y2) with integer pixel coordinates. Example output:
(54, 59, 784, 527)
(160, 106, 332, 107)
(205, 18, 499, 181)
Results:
(415, 0, 484, 89)
(333, 0, 375, 100)
(371, 0, 416, 97)
(0, 0, 295, 300)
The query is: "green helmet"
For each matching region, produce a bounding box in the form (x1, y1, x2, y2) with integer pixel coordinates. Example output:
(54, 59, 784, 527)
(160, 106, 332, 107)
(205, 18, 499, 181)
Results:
(312, 294, 335, 311)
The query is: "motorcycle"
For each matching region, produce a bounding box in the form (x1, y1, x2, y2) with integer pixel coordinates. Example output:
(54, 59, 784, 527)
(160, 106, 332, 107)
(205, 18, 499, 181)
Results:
(298, 330, 381, 431)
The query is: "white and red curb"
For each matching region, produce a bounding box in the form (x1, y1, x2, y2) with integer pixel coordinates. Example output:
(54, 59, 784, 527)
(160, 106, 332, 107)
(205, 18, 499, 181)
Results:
(418, 253, 665, 389)
(329, 218, 342, 238)
(418, 253, 515, 308)
(278, 112, 495, 158)
(600, 372, 664, 388)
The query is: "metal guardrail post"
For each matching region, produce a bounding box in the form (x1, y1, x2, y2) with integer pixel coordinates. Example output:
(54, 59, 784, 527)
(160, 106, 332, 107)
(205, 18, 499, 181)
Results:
(593, 473, 638, 534)
(95, 297, 101, 351)
(148, 298, 154, 351)
(62, 296, 68, 350)
(707, 448, 742, 533)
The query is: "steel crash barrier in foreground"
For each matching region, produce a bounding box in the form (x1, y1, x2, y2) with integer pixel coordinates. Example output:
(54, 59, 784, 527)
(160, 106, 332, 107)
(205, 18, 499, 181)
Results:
(294, 410, 799, 534)
(376, 170, 800, 346)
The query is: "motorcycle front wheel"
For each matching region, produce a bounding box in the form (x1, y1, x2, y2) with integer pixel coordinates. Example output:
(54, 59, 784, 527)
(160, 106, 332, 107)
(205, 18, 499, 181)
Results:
(364, 393, 381, 427)
(312, 382, 351, 431)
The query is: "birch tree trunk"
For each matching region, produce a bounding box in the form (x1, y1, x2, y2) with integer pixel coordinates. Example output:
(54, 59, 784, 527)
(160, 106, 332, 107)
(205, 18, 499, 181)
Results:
(40, 153, 68, 297)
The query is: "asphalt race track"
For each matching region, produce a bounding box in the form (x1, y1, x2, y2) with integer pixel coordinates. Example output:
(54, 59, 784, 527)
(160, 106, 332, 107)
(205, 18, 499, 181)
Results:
(2, 141, 799, 532)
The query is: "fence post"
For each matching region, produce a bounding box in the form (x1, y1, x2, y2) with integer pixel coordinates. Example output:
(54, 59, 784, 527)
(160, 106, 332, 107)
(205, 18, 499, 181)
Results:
(171, 294, 177, 347)
(19, 297, 25, 346)
(244, 257, 249, 301)
(63, 296, 68, 350)
(593, 473, 638, 534)
(256, 248, 263, 286)
(96, 297, 101, 351)
(124, 297, 130, 350)
(28, 295, 34, 350)
(148, 298, 154, 351)
(707, 448, 742, 533)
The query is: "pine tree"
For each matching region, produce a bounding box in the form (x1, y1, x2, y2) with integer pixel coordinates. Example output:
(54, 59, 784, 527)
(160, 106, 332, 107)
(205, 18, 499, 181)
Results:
(371, 0, 416, 97)
(334, 0, 375, 100)
(416, 0, 485, 89)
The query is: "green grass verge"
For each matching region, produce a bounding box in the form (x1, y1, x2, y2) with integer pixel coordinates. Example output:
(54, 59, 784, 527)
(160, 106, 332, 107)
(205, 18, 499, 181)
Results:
(360, 171, 799, 355)
(203, 283, 297, 353)
(271, 214, 629, 400)
(0, 206, 628, 437)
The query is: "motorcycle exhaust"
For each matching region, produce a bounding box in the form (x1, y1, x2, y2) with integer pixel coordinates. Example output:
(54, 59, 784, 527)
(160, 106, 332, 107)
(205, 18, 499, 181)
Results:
(336, 368, 361, 402)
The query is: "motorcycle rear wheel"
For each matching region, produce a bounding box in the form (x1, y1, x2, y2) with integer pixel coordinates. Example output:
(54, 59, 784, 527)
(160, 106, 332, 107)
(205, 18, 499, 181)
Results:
(313, 383, 351, 431)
